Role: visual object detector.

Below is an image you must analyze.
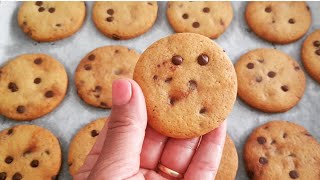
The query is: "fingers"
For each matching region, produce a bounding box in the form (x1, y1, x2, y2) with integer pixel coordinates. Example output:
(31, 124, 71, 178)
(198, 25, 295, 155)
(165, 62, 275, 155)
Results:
(140, 126, 168, 170)
(88, 79, 147, 179)
(184, 121, 227, 180)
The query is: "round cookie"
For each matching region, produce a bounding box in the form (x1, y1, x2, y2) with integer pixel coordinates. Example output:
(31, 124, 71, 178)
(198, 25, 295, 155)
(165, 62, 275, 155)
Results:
(74, 46, 140, 108)
(92, 2, 158, 40)
(0, 125, 61, 180)
(245, 2, 311, 44)
(68, 118, 107, 176)
(302, 29, 320, 83)
(235, 48, 306, 113)
(216, 135, 238, 180)
(244, 120, 320, 180)
(166, 2, 233, 39)
(133, 33, 237, 138)
(0, 54, 68, 121)
(18, 1, 86, 42)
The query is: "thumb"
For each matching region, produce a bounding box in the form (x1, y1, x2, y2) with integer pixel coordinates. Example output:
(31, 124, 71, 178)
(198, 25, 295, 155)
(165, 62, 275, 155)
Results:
(88, 79, 147, 179)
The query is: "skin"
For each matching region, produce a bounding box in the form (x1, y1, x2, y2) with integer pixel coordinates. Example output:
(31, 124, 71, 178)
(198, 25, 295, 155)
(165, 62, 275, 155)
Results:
(74, 79, 227, 180)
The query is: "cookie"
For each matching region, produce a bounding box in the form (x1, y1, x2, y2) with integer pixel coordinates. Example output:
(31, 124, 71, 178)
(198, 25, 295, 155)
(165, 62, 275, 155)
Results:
(68, 118, 107, 176)
(216, 135, 238, 180)
(235, 48, 306, 113)
(0, 54, 68, 121)
(133, 33, 237, 138)
(92, 2, 158, 40)
(166, 2, 233, 39)
(245, 2, 311, 44)
(18, 1, 86, 42)
(301, 29, 320, 83)
(74, 46, 140, 108)
(0, 125, 61, 180)
(244, 120, 320, 179)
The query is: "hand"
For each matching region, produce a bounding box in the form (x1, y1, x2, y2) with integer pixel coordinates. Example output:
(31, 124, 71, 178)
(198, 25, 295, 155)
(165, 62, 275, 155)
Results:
(74, 79, 227, 180)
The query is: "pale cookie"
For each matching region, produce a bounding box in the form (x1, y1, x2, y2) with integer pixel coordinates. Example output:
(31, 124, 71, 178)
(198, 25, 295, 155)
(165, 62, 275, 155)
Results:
(216, 135, 238, 180)
(167, 2, 233, 39)
(0, 125, 61, 180)
(75, 46, 140, 108)
(68, 118, 107, 176)
(235, 48, 306, 113)
(133, 33, 237, 138)
(18, 1, 86, 42)
(302, 29, 320, 83)
(0, 54, 68, 121)
(92, 2, 158, 40)
(245, 2, 311, 44)
(244, 120, 320, 180)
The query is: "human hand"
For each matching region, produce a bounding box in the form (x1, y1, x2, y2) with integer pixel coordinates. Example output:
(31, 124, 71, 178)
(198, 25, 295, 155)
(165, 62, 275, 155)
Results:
(74, 79, 227, 180)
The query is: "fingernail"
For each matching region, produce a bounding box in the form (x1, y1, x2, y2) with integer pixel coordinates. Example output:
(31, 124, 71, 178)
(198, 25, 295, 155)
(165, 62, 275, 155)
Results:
(112, 79, 132, 106)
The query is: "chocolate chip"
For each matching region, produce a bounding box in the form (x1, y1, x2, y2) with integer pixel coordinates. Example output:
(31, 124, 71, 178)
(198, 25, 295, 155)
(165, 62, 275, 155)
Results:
(7, 129, 13, 135)
(0, 172, 6, 180)
(84, 64, 92, 70)
(265, 6, 272, 13)
(91, 130, 99, 137)
(94, 95, 100, 98)
(48, 7, 55, 13)
(95, 86, 102, 92)
(107, 9, 114, 15)
(106, 17, 114, 22)
(23, 21, 27, 26)
(267, 71, 276, 78)
(192, 22, 200, 28)
(35, 1, 43, 6)
(100, 102, 107, 107)
(8, 82, 18, 92)
(283, 133, 287, 138)
(188, 80, 197, 90)
(247, 63, 254, 69)
(115, 49, 119, 53)
(316, 49, 320, 56)
(34, 58, 42, 64)
(169, 97, 176, 105)
(281, 85, 289, 92)
(294, 66, 300, 71)
(289, 170, 299, 179)
(38, 7, 45, 12)
(313, 40, 320, 47)
(88, 54, 95, 61)
(56, 24, 61, 27)
(165, 77, 173, 83)
(257, 136, 266, 144)
(148, 2, 153, 5)
(153, 75, 158, 80)
(5, 156, 13, 164)
(45, 90, 54, 98)
(30, 160, 39, 168)
(182, 13, 189, 19)
(45, 150, 50, 155)
(289, 153, 296, 157)
(259, 157, 268, 164)
(16, 106, 25, 114)
(256, 76, 262, 82)
(172, 55, 183, 65)
(12, 173, 22, 180)
(203, 7, 210, 13)
(197, 54, 209, 65)
(288, 18, 295, 24)
(258, 59, 264, 63)
(271, 140, 276, 144)
(199, 107, 206, 114)
(34, 78, 41, 84)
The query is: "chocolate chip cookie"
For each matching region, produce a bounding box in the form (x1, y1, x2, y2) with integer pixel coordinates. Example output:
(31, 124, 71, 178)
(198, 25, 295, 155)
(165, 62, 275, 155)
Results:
(0, 54, 68, 121)
(18, 1, 86, 42)
(0, 125, 62, 180)
(133, 33, 237, 138)
(167, 2, 233, 39)
(74, 46, 140, 108)
(235, 48, 306, 113)
(244, 120, 320, 180)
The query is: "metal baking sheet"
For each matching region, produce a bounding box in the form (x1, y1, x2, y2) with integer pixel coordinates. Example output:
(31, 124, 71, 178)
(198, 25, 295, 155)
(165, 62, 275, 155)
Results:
(0, 1, 319, 179)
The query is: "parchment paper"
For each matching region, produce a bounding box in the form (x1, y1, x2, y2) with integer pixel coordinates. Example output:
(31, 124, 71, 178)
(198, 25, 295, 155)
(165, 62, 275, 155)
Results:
(0, 1, 319, 180)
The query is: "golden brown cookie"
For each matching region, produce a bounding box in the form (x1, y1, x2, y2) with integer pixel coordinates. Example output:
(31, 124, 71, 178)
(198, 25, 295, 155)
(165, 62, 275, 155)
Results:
(302, 29, 320, 83)
(235, 48, 306, 113)
(245, 2, 311, 44)
(92, 2, 158, 40)
(18, 1, 86, 42)
(0, 125, 61, 180)
(74, 46, 140, 108)
(216, 135, 238, 180)
(133, 33, 237, 138)
(68, 118, 107, 176)
(244, 120, 320, 180)
(0, 54, 68, 121)
(166, 2, 233, 39)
